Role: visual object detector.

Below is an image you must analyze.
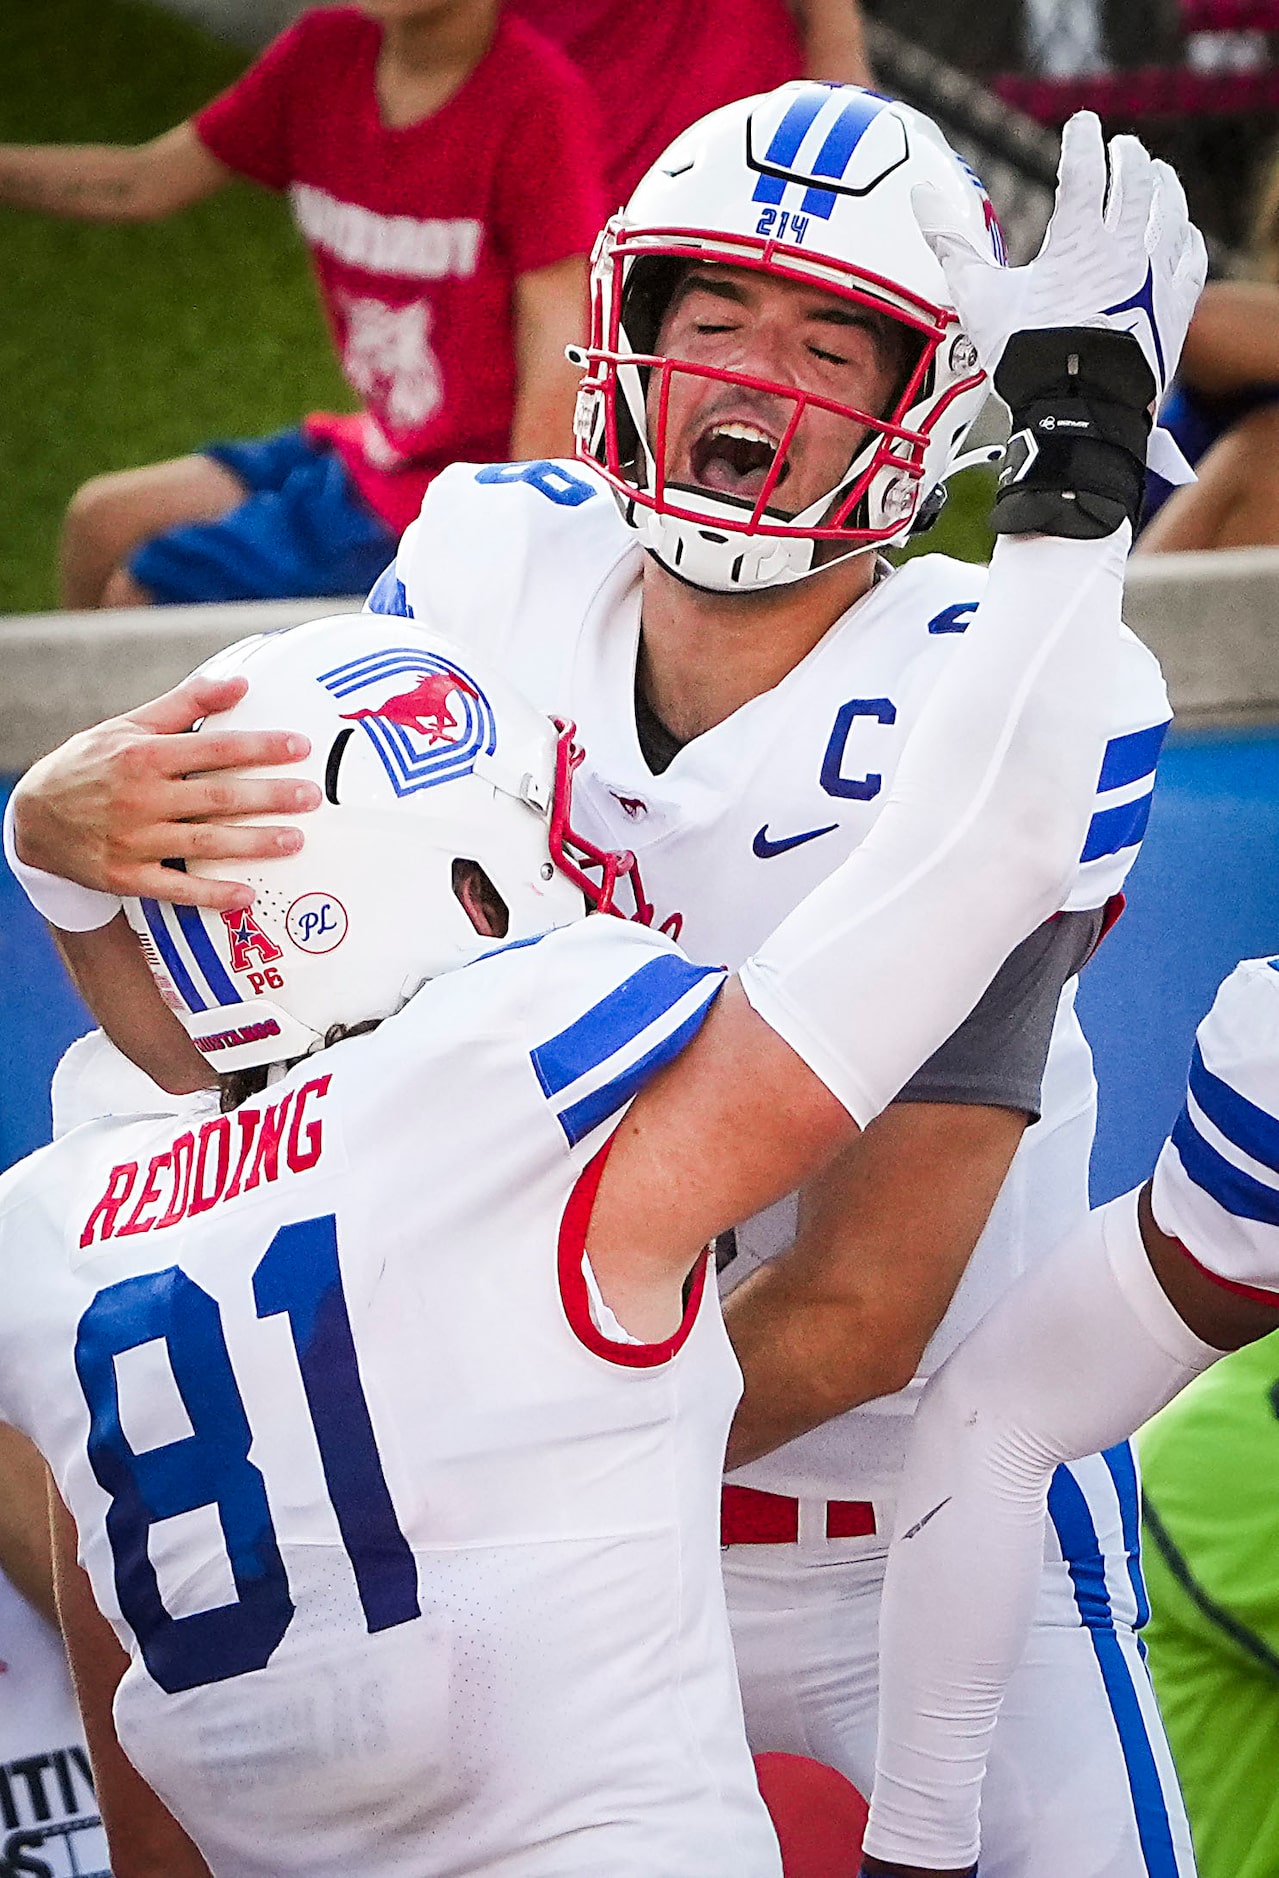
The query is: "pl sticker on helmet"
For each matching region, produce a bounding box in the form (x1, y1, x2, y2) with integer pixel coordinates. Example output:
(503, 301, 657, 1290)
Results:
(287, 893, 349, 954)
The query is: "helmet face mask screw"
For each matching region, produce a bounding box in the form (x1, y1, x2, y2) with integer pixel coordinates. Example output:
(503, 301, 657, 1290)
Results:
(881, 476, 915, 521)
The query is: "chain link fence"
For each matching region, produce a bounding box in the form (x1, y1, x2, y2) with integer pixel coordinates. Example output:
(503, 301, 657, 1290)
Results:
(866, 0, 1278, 260)
(866, 20, 1058, 263)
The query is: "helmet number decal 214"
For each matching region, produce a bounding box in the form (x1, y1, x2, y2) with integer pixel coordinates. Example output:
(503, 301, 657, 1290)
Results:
(755, 208, 810, 246)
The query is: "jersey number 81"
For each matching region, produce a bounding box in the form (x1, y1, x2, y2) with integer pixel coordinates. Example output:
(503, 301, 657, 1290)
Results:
(75, 1214, 420, 1694)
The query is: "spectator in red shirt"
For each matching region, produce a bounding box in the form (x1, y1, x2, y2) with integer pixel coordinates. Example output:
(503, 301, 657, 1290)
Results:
(0, 0, 605, 608)
(510, 0, 872, 209)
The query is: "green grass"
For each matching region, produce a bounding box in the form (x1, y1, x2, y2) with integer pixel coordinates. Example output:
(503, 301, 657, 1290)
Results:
(0, 0, 353, 612)
(895, 466, 997, 569)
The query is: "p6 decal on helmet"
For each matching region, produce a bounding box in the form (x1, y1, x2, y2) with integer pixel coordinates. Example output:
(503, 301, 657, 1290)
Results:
(124, 617, 646, 1076)
(572, 83, 994, 592)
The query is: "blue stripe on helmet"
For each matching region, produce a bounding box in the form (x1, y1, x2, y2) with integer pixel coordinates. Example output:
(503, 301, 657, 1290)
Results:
(175, 903, 242, 1008)
(801, 93, 890, 217)
(751, 88, 832, 206)
(138, 899, 206, 1013)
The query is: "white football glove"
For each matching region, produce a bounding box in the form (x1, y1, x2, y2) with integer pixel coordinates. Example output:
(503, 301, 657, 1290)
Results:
(915, 113, 1207, 483)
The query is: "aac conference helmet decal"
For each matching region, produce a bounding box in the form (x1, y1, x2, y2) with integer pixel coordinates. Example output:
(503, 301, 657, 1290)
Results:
(318, 647, 496, 796)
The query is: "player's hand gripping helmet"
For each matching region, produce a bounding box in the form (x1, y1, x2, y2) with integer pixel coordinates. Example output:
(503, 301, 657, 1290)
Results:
(124, 616, 642, 1075)
(573, 84, 1002, 591)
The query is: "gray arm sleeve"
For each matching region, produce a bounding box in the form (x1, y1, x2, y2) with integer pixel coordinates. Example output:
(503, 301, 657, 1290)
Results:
(895, 907, 1106, 1121)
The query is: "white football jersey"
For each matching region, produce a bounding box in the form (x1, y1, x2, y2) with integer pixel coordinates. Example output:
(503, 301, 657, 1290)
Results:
(1152, 956, 1279, 1298)
(379, 458, 1171, 1498)
(0, 921, 781, 1878)
(0, 1569, 110, 1878)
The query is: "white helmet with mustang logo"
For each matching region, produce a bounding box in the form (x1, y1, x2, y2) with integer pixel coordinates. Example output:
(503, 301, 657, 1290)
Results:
(124, 616, 641, 1074)
(573, 83, 1002, 591)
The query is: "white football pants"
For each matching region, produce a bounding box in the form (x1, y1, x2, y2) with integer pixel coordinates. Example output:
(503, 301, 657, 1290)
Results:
(724, 1448, 1195, 1878)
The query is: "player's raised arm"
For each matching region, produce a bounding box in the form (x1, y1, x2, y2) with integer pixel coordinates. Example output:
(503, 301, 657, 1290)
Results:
(588, 115, 1206, 1312)
(588, 524, 1124, 1306)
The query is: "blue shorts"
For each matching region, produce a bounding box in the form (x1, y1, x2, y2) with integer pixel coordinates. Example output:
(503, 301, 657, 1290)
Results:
(130, 428, 399, 605)
(1140, 380, 1279, 532)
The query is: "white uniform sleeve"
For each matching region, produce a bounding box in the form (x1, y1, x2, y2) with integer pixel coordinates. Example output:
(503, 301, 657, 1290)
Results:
(740, 528, 1131, 1126)
(1151, 956, 1279, 1298)
(864, 1187, 1218, 1871)
(49, 1029, 198, 1138)
(520, 921, 727, 1156)
(1063, 626, 1170, 911)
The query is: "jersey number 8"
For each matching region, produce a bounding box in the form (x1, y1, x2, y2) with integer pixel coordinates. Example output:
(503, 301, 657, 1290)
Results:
(74, 1214, 420, 1694)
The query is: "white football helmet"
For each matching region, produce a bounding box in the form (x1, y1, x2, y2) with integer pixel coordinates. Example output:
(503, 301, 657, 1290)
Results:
(124, 616, 642, 1074)
(573, 83, 1003, 591)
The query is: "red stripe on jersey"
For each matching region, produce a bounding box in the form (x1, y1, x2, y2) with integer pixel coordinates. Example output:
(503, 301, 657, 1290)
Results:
(1171, 1233, 1279, 1309)
(558, 1133, 709, 1366)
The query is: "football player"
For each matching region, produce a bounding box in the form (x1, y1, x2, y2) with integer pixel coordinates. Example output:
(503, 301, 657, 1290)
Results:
(863, 953, 1279, 1878)
(1, 511, 1123, 1874)
(0, 1425, 113, 1878)
(7, 93, 1204, 1876)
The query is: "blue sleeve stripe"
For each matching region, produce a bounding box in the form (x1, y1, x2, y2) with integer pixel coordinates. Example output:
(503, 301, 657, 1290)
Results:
(1098, 720, 1170, 793)
(1080, 789, 1153, 863)
(556, 995, 720, 1147)
(174, 903, 242, 1008)
(532, 953, 724, 1099)
(365, 563, 412, 617)
(1187, 1041, 1279, 1176)
(138, 900, 206, 1013)
(1170, 1106, 1279, 1226)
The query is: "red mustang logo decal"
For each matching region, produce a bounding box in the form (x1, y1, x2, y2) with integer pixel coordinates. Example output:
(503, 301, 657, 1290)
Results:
(342, 671, 480, 745)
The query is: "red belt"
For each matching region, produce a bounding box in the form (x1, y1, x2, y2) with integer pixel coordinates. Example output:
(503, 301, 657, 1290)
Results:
(721, 1483, 876, 1546)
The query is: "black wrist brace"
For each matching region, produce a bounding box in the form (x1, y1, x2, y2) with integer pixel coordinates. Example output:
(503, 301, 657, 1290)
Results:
(992, 326, 1156, 539)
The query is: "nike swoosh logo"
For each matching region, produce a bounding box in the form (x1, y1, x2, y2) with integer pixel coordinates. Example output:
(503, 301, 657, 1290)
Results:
(901, 1496, 952, 1541)
(752, 822, 838, 859)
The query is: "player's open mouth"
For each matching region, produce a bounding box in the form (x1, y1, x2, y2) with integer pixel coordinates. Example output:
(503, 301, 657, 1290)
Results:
(689, 421, 791, 500)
